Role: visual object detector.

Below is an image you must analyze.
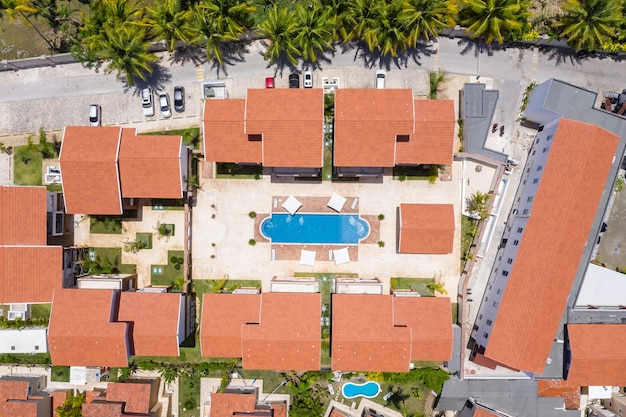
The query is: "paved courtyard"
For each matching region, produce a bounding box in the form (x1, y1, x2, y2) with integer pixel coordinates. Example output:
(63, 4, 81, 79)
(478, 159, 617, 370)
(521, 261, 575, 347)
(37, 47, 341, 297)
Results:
(192, 162, 463, 296)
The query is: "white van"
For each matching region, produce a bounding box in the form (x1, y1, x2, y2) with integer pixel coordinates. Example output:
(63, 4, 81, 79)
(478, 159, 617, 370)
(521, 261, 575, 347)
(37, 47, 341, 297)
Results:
(375, 69, 386, 89)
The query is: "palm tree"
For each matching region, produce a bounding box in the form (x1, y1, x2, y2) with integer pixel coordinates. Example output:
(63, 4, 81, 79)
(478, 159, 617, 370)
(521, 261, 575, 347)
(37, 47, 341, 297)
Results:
(458, 0, 531, 44)
(293, 2, 336, 62)
(362, 0, 409, 57)
(339, 0, 379, 44)
(145, 0, 194, 51)
(257, 5, 299, 65)
(400, 0, 458, 45)
(97, 24, 158, 85)
(559, 0, 622, 51)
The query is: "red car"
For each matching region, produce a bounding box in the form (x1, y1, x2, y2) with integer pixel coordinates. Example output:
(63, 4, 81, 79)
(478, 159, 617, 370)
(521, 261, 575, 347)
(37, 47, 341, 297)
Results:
(265, 77, 275, 88)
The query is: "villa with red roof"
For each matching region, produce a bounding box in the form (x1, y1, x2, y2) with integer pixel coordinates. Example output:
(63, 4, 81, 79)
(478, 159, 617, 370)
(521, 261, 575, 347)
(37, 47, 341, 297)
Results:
(48, 289, 190, 367)
(332, 294, 453, 372)
(333, 89, 454, 177)
(398, 204, 455, 254)
(209, 388, 287, 417)
(0, 375, 51, 417)
(0, 186, 79, 304)
(203, 89, 324, 176)
(82, 379, 161, 417)
(59, 126, 188, 215)
(200, 292, 321, 370)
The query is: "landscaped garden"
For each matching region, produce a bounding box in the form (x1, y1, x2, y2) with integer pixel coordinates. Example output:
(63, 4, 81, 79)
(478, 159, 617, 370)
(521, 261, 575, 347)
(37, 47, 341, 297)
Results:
(390, 277, 437, 296)
(151, 250, 184, 287)
(461, 215, 477, 269)
(85, 247, 136, 274)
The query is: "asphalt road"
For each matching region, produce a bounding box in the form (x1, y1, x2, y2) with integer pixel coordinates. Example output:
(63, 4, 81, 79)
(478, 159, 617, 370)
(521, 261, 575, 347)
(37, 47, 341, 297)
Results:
(0, 38, 624, 138)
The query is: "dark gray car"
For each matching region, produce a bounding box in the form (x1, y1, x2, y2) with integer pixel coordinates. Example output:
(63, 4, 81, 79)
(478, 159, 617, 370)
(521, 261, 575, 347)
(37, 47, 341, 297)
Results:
(174, 86, 185, 112)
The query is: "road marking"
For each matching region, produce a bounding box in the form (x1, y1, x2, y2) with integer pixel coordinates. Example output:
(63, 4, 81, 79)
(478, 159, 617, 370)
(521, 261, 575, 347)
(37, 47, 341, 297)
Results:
(196, 65, 204, 82)
(531, 47, 538, 82)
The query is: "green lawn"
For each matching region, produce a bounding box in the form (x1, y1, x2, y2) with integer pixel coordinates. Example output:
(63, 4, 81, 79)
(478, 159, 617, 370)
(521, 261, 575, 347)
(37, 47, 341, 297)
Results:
(151, 250, 184, 286)
(89, 247, 137, 274)
(180, 374, 201, 417)
(90, 216, 123, 234)
(391, 277, 435, 296)
(461, 215, 477, 269)
(142, 127, 201, 149)
(13, 145, 43, 186)
(323, 138, 333, 181)
(136, 232, 153, 249)
(51, 366, 70, 382)
(31, 304, 51, 319)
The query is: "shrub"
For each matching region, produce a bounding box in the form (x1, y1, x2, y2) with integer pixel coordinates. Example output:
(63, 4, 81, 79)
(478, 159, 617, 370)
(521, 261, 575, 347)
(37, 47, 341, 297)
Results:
(248, 239, 256, 246)
(378, 214, 385, 221)
(378, 241, 385, 247)
(249, 211, 257, 218)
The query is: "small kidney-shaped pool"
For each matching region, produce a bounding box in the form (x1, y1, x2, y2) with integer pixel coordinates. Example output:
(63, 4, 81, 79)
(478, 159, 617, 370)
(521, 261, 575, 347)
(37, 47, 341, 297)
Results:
(341, 381, 381, 399)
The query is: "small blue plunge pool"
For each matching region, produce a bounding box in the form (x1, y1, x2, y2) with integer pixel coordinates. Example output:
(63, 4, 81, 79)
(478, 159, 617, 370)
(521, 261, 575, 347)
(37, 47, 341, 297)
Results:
(342, 381, 381, 399)
(261, 214, 370, 244)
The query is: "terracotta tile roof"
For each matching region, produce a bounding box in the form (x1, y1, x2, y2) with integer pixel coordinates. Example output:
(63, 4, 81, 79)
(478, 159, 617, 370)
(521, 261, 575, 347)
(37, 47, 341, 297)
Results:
(473, 408, 500, 417)
(537, 380, 580, 410)
(0, 246, 63, 304)
(396, 100, 455, 165)
(242, 292, 321, 370)
(246, 89, 324, 168)
(0, 380, 29, 400)
(82, 401, 129, 417)
(566, 324, 626, 386)
(117, 292, 181, 357)
(0, 186, 47, 245)
(329, 407, 349, 417)
(332, 294, 452, 371)
(201, 293, 320, 369)
(271, 402, 287, 417)
(50, 391, 68, 417)
(334, 89, 414, 167)
(484, 119, 619, 373)
(200, 293, 261, 358)
(394, 296, 453, 361)
(0, 380, 39, 417)
(204, 99, 262, 164)
(106, 382, 153, 414)
(48, 289, 129, 367)
(59, 126, 122, 215)
(0, 402, 39, 417)
(118, 128, 183, 199)
(203, 90, 324, 168)
(210, 391, 257, 417)
(398, 204, 455, 254)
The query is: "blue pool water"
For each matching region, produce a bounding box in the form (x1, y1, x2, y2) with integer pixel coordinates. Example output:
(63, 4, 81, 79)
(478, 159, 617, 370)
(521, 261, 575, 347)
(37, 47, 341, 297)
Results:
(261, 214, 369, 244)
(342, 381, 381, 399)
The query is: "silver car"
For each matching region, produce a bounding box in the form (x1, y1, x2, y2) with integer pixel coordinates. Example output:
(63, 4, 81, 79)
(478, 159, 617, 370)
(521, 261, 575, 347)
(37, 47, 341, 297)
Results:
(141, 88, 154, 117)
(159, 93, 171, 118)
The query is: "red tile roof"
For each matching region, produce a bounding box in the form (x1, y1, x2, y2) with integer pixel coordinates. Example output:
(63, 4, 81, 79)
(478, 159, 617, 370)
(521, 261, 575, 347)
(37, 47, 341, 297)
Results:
(201, 293, 321, 370)
(204, 99, 261, 164)
(246, 89, 323, 168)
(566, 324, 626, 386)
(0, 246, 63, 304)
(59, 126, 122, 215)
(203, 90, 324, 168)
(82, 401, 131, 417)
(50, 391, 68, 417)
(332, 294, 452, 371)
(473, 408, 500, 417)
(484, 119, 619, 373)
(242, 292, 321, 370)
(210, 392, 257, 417)
(48, 289, 129, 367)
(105, 382, 154, 414)
(537, 380, 580, 410)
(394, 296, 453, 361)
(200, 293, 261, 358)
(398, 204, 455, 254)
(0, 379, 41, 417)
(0, 402, 39, 417)
(0, 186, 47, 245)
(117, 292, 182, 357)
(0, 380, 29, 400)
(396, 100, 455, 166)
(334, 89, 414, 167)
(118, 129, 183, 199)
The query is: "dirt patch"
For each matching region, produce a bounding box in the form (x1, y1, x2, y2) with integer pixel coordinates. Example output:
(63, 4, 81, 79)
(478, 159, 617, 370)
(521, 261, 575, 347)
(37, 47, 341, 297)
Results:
(0, 18, 51, 60)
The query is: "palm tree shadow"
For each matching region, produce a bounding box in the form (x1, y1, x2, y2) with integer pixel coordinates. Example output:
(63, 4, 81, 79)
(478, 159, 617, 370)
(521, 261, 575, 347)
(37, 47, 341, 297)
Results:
(542, 46, 585, 66)
(169, 45, 206, 66)
(211, 40, 253, 78)
(123, 62, 172, 93)
(346, 40, 435, 70)
(456, 38, 496, 58)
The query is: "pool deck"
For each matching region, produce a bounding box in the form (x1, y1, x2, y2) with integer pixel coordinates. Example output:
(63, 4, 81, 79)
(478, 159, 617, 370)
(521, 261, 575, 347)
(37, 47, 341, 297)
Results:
(192, 162, 463, 296)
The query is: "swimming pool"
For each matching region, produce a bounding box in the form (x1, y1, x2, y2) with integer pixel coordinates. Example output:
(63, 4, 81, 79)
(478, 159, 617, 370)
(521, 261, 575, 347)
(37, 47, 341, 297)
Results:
(261, 214, 369, 244)
(342, 381, 381, 399)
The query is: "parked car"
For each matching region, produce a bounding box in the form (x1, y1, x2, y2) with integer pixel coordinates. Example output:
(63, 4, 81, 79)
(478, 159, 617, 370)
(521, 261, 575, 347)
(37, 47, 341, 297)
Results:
(265, 77, 275, 88)
(89, 104, 101, 126)
(289, 73, 300, 88)
(141, 88, 154, 117)
(173, 86, 185, 112)
(375, 69, 386, 89)
(159, 92, 171, 118)
(303, 71, 313, 88)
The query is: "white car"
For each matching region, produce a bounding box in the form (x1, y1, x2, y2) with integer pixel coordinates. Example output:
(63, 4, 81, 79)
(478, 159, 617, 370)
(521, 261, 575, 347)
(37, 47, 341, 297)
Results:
(89, 104, 101, 126)
(303, 71, 313, 88)
(159, 93, 171, 118)
(375, 69, 386, 89)
(141, 88, 154, 117)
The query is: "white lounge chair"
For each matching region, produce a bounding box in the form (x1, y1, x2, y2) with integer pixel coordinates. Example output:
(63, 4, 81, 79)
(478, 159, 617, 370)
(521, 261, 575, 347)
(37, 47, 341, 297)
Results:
(282, 196, 302, 215)
(300, 249, 316, 266)
(333, 247, 350, 265)
(327, 192, 347, 213)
